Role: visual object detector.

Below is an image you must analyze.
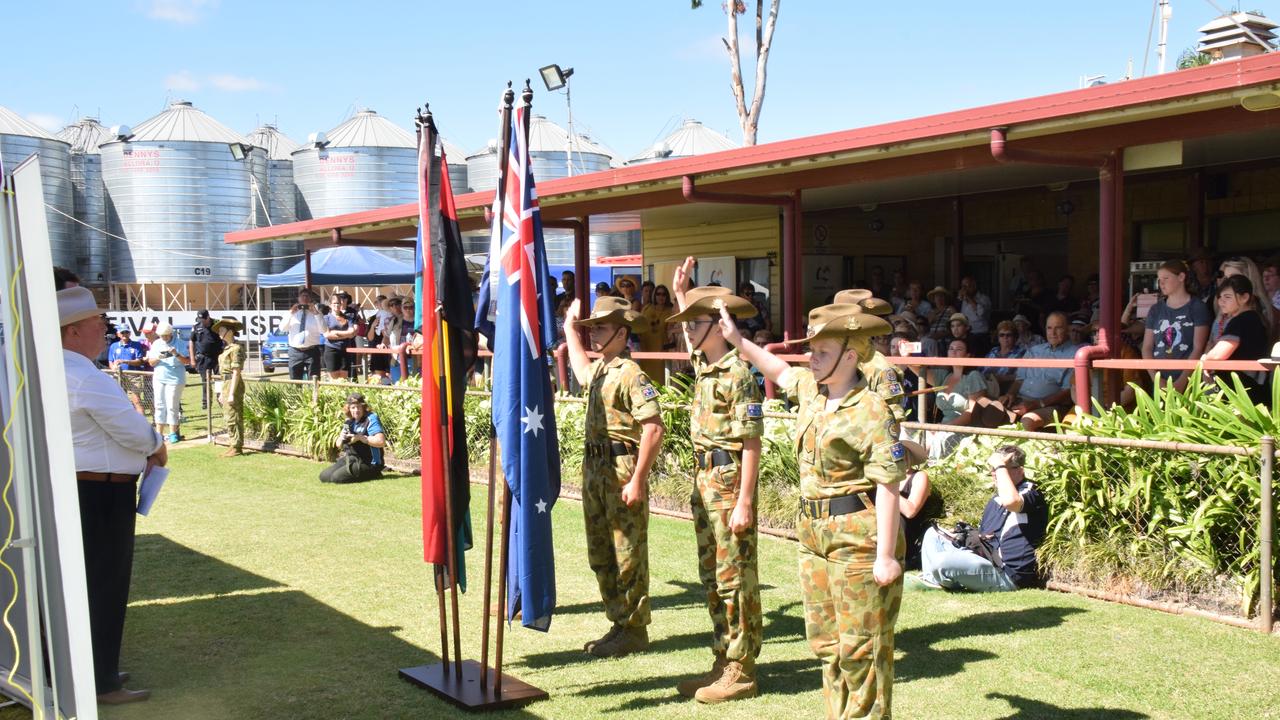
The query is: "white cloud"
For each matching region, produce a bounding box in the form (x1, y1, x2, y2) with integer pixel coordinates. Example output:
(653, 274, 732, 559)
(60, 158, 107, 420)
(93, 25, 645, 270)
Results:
(25, 113, 62, 132)
(145, 0, 218, 24)
(165, 70, 202, 92)
(209, 74, 268, 92)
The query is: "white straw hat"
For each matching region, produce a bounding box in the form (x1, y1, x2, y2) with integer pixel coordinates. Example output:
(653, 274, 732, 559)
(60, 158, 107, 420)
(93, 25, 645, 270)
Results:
(58, 287, 100, 327)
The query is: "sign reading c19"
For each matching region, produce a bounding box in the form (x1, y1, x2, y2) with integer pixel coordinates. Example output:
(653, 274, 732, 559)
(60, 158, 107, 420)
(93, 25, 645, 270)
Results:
(104, 311, 292, 342)
(193, 266, 212, 276)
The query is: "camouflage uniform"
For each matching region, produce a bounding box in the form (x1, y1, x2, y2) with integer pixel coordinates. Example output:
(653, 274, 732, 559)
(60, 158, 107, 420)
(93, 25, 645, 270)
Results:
(218, 343, 245, 452)
(582, 350, 661, 630)
(779, 367, 907, 720)
(861, 351, 905, 423)
(689, 347, 765, 665)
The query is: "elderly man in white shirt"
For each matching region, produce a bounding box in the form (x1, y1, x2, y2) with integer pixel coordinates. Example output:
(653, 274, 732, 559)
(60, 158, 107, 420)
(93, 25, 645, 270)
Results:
(285, 287, 325, 380)
(60, 287, 166, 705)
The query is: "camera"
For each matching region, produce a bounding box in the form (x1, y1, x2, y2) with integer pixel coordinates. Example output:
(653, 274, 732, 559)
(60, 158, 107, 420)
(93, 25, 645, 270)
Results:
(160, 349, 175, 359)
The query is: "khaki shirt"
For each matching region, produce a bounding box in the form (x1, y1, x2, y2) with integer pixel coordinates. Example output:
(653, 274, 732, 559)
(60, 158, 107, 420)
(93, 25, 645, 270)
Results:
(585, 351, 661, 446)
(218, 343, 243, 374)
(778, 367, 906, 500)
(690, 347, 763, 453)
(862, 350, 906, 420)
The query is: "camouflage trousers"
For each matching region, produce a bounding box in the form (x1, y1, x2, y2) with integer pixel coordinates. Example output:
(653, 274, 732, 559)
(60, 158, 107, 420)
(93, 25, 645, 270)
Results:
(581, 452, 650, 628)
(797, 507, 904, 720)
(222, 388, 244, 451)
(691, 462, 762, 663)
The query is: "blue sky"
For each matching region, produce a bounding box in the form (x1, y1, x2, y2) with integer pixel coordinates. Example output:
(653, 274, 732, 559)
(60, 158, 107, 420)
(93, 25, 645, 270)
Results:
(5, 1, 1253, 158)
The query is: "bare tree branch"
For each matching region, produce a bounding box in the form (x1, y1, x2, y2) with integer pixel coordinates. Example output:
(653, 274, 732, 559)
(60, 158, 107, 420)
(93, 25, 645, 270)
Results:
(744, 0, 779, 145)
(724, 1, 749, 141)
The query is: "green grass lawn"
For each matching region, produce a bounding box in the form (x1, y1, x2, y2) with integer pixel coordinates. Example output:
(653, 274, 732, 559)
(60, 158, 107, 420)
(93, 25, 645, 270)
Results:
(39, 445, 1280, 719)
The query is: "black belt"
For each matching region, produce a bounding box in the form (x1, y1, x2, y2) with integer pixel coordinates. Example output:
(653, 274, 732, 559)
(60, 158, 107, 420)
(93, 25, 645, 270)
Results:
(800, 493, 874, 519)
(695, 448, 736, 470)
(76, 471, 138, 484)
(587, 441, 635, 458)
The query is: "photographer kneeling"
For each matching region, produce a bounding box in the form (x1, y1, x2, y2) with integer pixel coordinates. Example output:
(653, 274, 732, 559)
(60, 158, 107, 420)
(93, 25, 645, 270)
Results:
(319, 393, 387, 484)
(919, 445, 1047, 591)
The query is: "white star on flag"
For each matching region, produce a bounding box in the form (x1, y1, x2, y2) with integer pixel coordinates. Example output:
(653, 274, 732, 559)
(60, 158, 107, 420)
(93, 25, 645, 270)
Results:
(535, 498, 548, 514)
(522, 405, 544, 437)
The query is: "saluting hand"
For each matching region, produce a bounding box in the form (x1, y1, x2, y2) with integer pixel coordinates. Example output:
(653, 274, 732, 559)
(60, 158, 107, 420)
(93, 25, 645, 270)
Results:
(673, 256, 696, 293)
(717, 305, 743, 347)
(563, 298, 581, 329)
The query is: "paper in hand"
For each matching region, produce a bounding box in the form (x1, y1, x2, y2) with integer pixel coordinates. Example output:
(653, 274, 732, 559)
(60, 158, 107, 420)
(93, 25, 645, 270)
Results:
(136, 466, 169, 516)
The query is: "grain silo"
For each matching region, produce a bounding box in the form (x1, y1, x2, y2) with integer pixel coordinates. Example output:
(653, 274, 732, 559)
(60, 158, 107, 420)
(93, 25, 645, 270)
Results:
(439, 136, 469, 194)
(100, 100, 269, 309)
(245, 124, 302, 272)
(625, 118, 737, 165)
(0, 106, 75, 272)
(56, 117, 113, 285)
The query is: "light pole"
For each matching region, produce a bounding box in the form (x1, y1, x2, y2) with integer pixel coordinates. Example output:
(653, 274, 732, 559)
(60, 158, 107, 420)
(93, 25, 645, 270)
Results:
(539, 64, 576, 177)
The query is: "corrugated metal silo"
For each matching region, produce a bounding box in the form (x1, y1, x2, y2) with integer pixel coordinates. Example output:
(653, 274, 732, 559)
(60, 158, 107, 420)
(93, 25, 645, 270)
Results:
(56, 117, 113, 285)
(625, 118, 737, 165)
(440, 137, 469, 194)
(100, 100, 269, 284)
(245, 124, 302, 272)
(0, 106, 75, 271)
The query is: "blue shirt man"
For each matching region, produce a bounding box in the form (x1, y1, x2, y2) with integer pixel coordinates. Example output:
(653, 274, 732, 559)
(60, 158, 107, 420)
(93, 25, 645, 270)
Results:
(1002, 312, 1077, 431)
(107, 329, 146, 371)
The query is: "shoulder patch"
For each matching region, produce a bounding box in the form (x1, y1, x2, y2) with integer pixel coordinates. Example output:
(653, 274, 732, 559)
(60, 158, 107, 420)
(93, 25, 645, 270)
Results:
(641, 384, 658, 400)
(887, 382, 903, 396)
(886, 419, 900, 438)
(746, 403, 763, 418)
(890, 442, 907, 461)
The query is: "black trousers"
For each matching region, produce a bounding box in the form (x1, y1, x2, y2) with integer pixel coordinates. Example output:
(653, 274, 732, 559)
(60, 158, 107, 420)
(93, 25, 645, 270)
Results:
(288, 346, 321, 380)
(196, 356, 218, 408)
(77, 480, 137, 694)
(319, 454, 383, 484)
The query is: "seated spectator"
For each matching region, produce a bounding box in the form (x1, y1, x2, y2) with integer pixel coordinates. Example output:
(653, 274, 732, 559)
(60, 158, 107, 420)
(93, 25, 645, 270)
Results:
(319, 393, 387, 484)
(999, 312, 1077, 431)
(926, 338, 989, 458)
(947, 312, 989, 356)
(925, 286, 957, 341)
(1137, 259, 1210, 392)
(919, 445, 1048, 591)
(1212, 256, 1273, 344)
(107, 327, 146, 371)
(735, 280, 771, 336)
(1011, 314, 1044, 351)
(1262, 256, 1280, 313)
(897, 440, 935, 570)
(1043, 274, 1077, 317)
(895, 281, 933, 319)
(984, 320, 1024, 391)
(1081, 274, 1101, 322)
(956, 274, 992, 336)
(1068, 316, 1090, 347)
(1202, 275, 1270, 406)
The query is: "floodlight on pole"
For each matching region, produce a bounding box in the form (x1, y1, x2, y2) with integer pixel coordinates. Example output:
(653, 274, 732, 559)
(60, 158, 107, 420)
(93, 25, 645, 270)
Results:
(539, 63, 577, 176)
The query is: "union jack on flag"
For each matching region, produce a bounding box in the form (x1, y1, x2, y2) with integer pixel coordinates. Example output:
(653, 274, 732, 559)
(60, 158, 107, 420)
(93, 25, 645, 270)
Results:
(474, 103, 561, 631)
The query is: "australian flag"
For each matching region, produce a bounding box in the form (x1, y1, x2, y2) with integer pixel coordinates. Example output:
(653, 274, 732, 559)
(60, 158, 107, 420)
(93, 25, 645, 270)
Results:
(474, 104, 561, 631)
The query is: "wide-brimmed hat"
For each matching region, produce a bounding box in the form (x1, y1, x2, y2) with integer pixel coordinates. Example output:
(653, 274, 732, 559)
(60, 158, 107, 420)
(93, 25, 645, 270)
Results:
(900, 439, 927, 467)
(577, 296, 642, 329)
(832, 288, 873, 305)
(948, 312, 969, 325)
(972, 397, 1018, 428)
(58, 287, 100, 327)
(926, 285, 950, 300)
(858, 297, 893, 317)
(1012, 314, 1031, 326)
(666, 286, 757, 323)
(797, 303, 891, 343)
(212, 318, 244, 335)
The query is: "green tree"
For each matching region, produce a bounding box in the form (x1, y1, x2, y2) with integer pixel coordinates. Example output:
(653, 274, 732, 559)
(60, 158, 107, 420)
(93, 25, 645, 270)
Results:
(691, 0, 780, 146)
(1176, 46, 1212, 69)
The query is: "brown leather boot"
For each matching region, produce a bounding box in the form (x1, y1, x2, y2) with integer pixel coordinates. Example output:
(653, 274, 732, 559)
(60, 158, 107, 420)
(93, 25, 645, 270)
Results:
(583, 624, 622, 653)
(694, 659, 757, 703)
(677, 654, 726, 698)
(588, 625, 649, 658)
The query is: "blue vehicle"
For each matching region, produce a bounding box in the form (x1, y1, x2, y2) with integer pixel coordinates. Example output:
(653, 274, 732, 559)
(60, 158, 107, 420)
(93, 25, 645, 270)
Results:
(261, 331, 289, 373)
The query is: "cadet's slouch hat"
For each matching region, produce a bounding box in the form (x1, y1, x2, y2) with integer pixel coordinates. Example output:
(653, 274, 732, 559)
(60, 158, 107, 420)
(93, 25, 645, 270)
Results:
(576, 296, 643, 329)
(666, 286, 757, 323)
(798, 303, 891, 343)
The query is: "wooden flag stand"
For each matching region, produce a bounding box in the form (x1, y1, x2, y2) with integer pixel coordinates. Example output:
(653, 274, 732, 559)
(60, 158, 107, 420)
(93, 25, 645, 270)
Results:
(398, 85, 547, 711)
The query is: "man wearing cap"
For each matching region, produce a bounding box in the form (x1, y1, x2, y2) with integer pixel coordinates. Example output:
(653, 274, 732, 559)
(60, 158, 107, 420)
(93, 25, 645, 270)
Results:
(284, 289, 324, 380)
(836, 289, 906, 423)
(947, 312, 989, 356)
(107, 327, 145, 372)
(563, 295, 665, 659)
(722, 301, 905, 720)
(137, 322, 159, 353)
(60, 287, 164, 705)
(214, 318, 246, 457)
(669, 258, 764, 703)
(189, 309, 224, 410)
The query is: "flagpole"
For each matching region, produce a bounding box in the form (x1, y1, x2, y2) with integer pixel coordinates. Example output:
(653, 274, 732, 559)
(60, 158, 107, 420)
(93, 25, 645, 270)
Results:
(415, 108, 452, 676)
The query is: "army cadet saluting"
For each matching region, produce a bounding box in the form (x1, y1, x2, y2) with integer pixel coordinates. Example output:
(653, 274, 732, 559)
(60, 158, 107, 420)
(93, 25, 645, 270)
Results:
(835, 289, 905, 423)
(721, 302, 906, 720)
(213, 318, 245, 457)
(667, 257, 765, 703)
(563, 296, 665, 658)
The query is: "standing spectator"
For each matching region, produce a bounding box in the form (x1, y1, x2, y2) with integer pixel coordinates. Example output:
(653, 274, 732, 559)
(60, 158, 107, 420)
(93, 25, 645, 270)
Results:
(637, 280, 655, 311)
(285, 289, 324, 380)
(189, 310, 224, 409)
(1187, 247, 1217, 308)
(145, 323, 186, 444)
(637, 284, 676, 383)
(1008, 257, 1036, 306)
(947, 312, 989, 356)
(925, 286, 957, 341)
(1042, 274, 1077, 317)
(1081, 274, 1101, 322)
(137, 322, 158, 352)
(1019, 270, 1049, 328)
(866, 264, 888, 299)
(60, 287, 163, 704)
(957, 274, 992, 336)
(594, 281, 614, 299)
(1202, 275, 1270, 405)
(1212, 257, 1273, 344)
(984, 320, 1025, 392)
(366, 299, 392, 383)
(335, 291, 360, 377)
(1011, 314, 1044, 351)
(895, 281, 933, 319)
(322, 299, 357, 381)
(107, 327, 146, 371)
(215, 318, 246, 457)
(616, 277, 638, 304)
(920, 446, 1048, 591)
(1137, 259, 1210, 391)
(734, 280, 770, 336)
(998, 312, 1077, 431)
(888, 269, 908, 309)
(896, 440, 933, 570)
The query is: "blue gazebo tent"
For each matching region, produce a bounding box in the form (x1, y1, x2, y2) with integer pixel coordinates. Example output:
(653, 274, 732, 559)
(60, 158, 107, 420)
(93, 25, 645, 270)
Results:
(256, 246, 416, 287)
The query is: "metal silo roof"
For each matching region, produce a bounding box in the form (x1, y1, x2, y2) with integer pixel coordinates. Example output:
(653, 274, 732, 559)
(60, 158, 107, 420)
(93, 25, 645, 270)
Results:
(245, 124, 300, 160)
(0, 105, 59, 140)
(120, 100, 247, 144)
(323, 109, 416, 149)
(57, 117, 113, 154)
(440, 137, 467, 161)
(626, 118, 737, 164)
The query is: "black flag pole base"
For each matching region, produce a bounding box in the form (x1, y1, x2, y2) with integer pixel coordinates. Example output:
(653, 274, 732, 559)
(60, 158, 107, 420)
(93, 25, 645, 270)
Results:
(399, 660, 548, 711)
